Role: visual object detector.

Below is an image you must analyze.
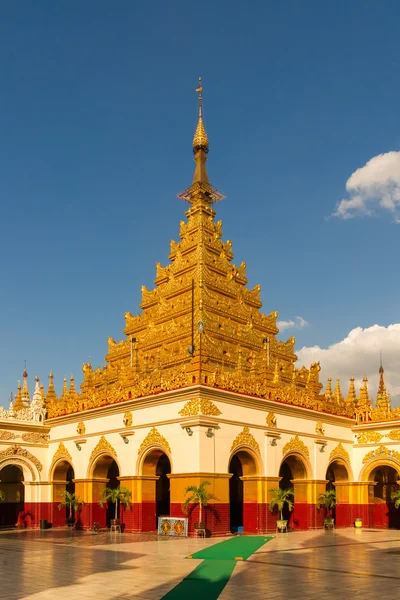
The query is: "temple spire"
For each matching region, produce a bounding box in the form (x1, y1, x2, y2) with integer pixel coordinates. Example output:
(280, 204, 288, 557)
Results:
(346, 375, 357, 404)
(178, 78, 225, 203)
(324, 377, 333, 401)
(192, 77, 210, 186)
(378, 353, 386, 394)
(46, 370, 57, 403)
(21, 362, 30, 407)
(14, 380, 23, 411)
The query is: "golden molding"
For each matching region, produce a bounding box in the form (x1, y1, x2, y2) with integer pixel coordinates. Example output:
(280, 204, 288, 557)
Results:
(362, 445, 400, 464)
(357, 431, 383, 444)
(387, 430, 400, 441)
(21, 432, 49, 444)
(52, 442, 72, 464)
(0, 430, 18, 441)
(179, 398, 221, 417)
(0, 444, 42, 472)
(231, 426, 260, 453)
(282, 435, 310, 458)
(329, 442, 350, 464)
(138, 427, 171, 455)
(315, 422, 325, 436)
(90, 435, 117, 463)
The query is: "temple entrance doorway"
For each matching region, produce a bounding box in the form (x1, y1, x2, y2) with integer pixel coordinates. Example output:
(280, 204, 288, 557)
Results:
(92, 455, 120, 527)
(0, 465, 24, 528)
(229, 449, 258, 532)
(52, 460, 75, 526)
(142, 450, 171, 530)
(369, 465, 400, 529)
(279, 454, 308, 529)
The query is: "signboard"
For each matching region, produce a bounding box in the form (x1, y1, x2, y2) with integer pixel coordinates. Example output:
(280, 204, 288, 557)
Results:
(157, 516, 188, 537)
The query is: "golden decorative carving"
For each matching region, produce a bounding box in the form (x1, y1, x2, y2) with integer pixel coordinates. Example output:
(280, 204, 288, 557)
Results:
(329, 442, 350, 464)
(76, 421, 86, 436)
(123, 411, 133, 427)
(362, 445, 400, 464)
(21, 432, 50, 444)
(266, 412, 277, 428)
(179, 398, 221, 417)
(0, 431, 18, 441)
(138, 427, 171, 455)
(386, 430, 400, 441)
(357, 431, 383, 444)
(315, 422, 325, 436)
(52, 442, 72, 464)
(282, 435, 310, 459)
(90, 436, 117, 462)
(0, 445, 42, 472)
(231, 426, 260, 453)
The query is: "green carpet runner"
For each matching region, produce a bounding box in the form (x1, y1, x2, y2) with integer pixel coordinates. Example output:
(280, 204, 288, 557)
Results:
(161, 536, 272, 600)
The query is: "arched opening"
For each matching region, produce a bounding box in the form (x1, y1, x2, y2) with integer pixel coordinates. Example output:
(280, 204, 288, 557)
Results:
(52, 460, 75, 526)
(325, 460, 349, 525)
(142, 449, 171, 530)
(0, 465, 24, 528)
(279, 454, 308, 529)
(369, 464, 400, 529)
(229, 449, 258, 532)
(92, 455, 120, 527)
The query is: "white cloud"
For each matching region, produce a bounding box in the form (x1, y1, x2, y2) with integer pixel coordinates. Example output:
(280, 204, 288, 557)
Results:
(333, 151, 400, 222)
(278, 316, 309, 332)
(296, 323, 400, 404)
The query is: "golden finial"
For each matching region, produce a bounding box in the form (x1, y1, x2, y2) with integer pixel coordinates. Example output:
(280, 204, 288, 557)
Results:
(192, 77, 209, 155)
(346, 375, 357, 404)
(334, 378, 342, 403)
(378, 352, 386, 394)
(325, 377, 332, 401)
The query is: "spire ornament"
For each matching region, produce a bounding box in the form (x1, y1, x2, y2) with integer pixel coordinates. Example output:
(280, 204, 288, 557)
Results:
(178, 78, 225, 204)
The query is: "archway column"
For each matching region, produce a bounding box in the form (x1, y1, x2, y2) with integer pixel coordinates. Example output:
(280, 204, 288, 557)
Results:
(117, 475, 158, 532)
(335, 481, 371, 527)
(333, 481, 351, 527)
(290, 479, 327, 530)
(23, 482, 50, 526)
(241, 475, 281, 533)
(73, 477, 109, 528)
(169, 473, 232, 536)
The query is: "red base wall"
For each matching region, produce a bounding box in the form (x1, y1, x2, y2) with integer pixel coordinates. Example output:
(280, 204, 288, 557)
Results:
(10, 502, 400, 532)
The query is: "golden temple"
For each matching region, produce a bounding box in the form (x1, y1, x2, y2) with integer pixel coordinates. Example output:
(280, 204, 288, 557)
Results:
(33, 80, 398, 424)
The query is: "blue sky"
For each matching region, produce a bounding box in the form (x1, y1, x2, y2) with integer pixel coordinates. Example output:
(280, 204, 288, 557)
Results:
(1, 0, 400, 405)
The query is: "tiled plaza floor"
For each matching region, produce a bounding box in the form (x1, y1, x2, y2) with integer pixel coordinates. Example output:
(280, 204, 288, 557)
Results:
(1, 528, 400, 599)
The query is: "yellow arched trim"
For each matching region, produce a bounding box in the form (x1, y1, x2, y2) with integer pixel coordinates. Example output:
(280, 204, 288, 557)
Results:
(137, 445, 173, 476)
(280, 450, 313, 479)
(86, 435, 119, 478)
(228, 445, 261, 476)
(326, 458, 353, 481)
(360, 456, 400, 482)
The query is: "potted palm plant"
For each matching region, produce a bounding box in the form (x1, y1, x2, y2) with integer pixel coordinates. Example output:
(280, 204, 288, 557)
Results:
(182, 481, 217, 530)
(58, 491, 85, 526)
(317, 489, 337, 527)
(99, 486, 131, 527)
(391, 489, 400, 508)
(269, 487, 294, 531)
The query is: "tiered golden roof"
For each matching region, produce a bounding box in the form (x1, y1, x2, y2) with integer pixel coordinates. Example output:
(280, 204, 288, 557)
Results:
(41, 81, 399, 422)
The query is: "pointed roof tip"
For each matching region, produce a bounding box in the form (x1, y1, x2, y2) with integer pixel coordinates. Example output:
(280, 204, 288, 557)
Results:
(192, 77, 209, 154)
